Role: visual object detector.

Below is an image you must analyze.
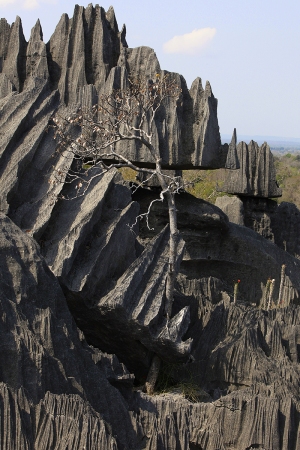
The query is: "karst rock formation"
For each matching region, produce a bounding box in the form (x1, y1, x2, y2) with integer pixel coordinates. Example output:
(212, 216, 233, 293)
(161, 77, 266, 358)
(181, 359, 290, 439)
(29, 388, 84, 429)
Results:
(0, 4, 300, 450)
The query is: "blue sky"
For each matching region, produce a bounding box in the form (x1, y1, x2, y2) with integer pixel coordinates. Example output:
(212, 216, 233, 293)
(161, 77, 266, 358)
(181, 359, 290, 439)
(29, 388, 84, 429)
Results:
(1, 0, 299, 140)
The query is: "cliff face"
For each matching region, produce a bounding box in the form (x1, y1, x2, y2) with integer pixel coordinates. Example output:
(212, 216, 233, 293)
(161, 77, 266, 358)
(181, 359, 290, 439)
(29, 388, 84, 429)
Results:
(0, 213, 137, 449)
(0, 4, 228, 169)
(221, 134, 282, 198)
(0, 4, 300, 450)
(2, 210, 300, 450)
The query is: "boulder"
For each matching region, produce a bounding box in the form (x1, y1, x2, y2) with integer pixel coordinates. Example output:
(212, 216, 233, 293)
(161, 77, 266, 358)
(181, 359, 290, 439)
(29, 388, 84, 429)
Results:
(215, 194, 245, 226)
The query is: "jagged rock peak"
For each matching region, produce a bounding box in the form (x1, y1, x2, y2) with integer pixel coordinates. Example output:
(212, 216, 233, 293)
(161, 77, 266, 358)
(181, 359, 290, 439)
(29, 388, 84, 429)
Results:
(29, 19, 43, 41)
(205, 79, 212, 95)
(1, 15, 27, 92)
(221, 139, 282, 198)
(45, 3, 125, 103)
(225, 128, 239, 169)
(190, 77, 203, 97)
(105, 5, 119, 32)
(0, 4, 224, 169)
(0, 18, 11, 71)
(188, 76, 221, 167)
(119, 23, 128, 48)
(26, 19, 48, 82)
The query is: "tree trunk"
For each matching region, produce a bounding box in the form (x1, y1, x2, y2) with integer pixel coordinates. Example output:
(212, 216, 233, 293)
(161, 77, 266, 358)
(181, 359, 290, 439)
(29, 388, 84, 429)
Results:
(144, 158, 180, 394)
(144, 355, 161, 395)
(164, 189, 179, 317)
(278, 264, 286, 307)
(155, 160, 179, 319)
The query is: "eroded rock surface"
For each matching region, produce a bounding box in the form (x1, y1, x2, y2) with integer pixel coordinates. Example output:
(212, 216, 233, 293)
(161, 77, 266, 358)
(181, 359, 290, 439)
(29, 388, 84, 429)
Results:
(0, 213, 137, 449)
(0, 5, 231, 169)
(216, 195, 300, 260)
(134, 190, 300, 308)
(215, 194, 245, 226)
(221, 139, 282, 198)
(2, 212, 300, 450)
(0, 4, 300, 450)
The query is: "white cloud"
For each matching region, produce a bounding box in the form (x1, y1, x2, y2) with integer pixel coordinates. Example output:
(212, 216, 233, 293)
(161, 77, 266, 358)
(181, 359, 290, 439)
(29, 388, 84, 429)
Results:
(163, 28, 216, 55)
(23, 0, 39, 9)
(0, 0, 16, 6)
(0, 0, 57, 9)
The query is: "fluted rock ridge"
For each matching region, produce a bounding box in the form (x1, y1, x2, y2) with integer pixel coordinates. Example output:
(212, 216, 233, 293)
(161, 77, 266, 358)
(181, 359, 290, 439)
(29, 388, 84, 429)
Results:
(217, 196, 300, 260)
(133, 189, 300, 308)
(221, 138, 282, 198)
(0, 4, 228, 169)
(0, 213, 138, 449)
(1, 5, 300, 450)
(3, 211, 300, 450)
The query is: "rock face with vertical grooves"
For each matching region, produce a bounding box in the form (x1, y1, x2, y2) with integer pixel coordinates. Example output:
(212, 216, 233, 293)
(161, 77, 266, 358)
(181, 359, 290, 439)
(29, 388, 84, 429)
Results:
(216, 195, 300, 260)
(1, 4, 300, 450)
(4, 194, 300, 450)
(1, 16, 27, 93)
(221, 139, 282, 198)
(64, 227, 192, 380)
(0, 4, 231, 169)
(3, 209, 300, 449)
(134, 189, 300, 308)
(25, 20, 48, 83)
(0, 213, 138, 449)
(127, 295, 300, 449)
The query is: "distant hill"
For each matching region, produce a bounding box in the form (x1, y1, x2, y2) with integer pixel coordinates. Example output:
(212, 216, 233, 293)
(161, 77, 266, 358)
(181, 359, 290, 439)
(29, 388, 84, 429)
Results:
(221, 134, 300, 152)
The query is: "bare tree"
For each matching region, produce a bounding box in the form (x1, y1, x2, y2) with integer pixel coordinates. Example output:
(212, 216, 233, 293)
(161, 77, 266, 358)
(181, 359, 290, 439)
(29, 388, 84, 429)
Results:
(50, 74, 183, 394)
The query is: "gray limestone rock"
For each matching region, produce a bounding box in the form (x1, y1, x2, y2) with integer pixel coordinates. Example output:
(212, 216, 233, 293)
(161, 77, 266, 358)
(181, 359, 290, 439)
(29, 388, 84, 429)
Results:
(1, 4, 300, 449)
(0, 81, 52, 205)
(2, 212, 300, 449)
(40, 167, 139, 299)
(225, 128, 239, 169)
(180, 219, 300, 307)
(240, 196, 278, 241)
(0, 213, 138, 449)
(1, 16, 27, 93)
(240, 197, 300, 260)
(273, 201, 300, 258)
(0, 5, 225, 170)
(0, 72, 14, 98)
(0, 18, 11, 73)
(25, 20, 48, 83)
(221, 139, 282, 198)
(189, 78, 222, 167)
(215, 195, 245, 225)
(63, 226, 192, 380)
(111, 62, 225, 169)
(46, 4, 123, 104)
(133, 189, 300, 308)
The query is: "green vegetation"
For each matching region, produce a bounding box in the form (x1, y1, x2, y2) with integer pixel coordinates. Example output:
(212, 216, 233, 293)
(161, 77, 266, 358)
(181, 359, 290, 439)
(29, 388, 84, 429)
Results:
(184, 153, 300, 208)
(274, 152, 300, 208)
(118, 167, 137, 181)
(183, 168, 228, 203)
(118, 152, 300, 209)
